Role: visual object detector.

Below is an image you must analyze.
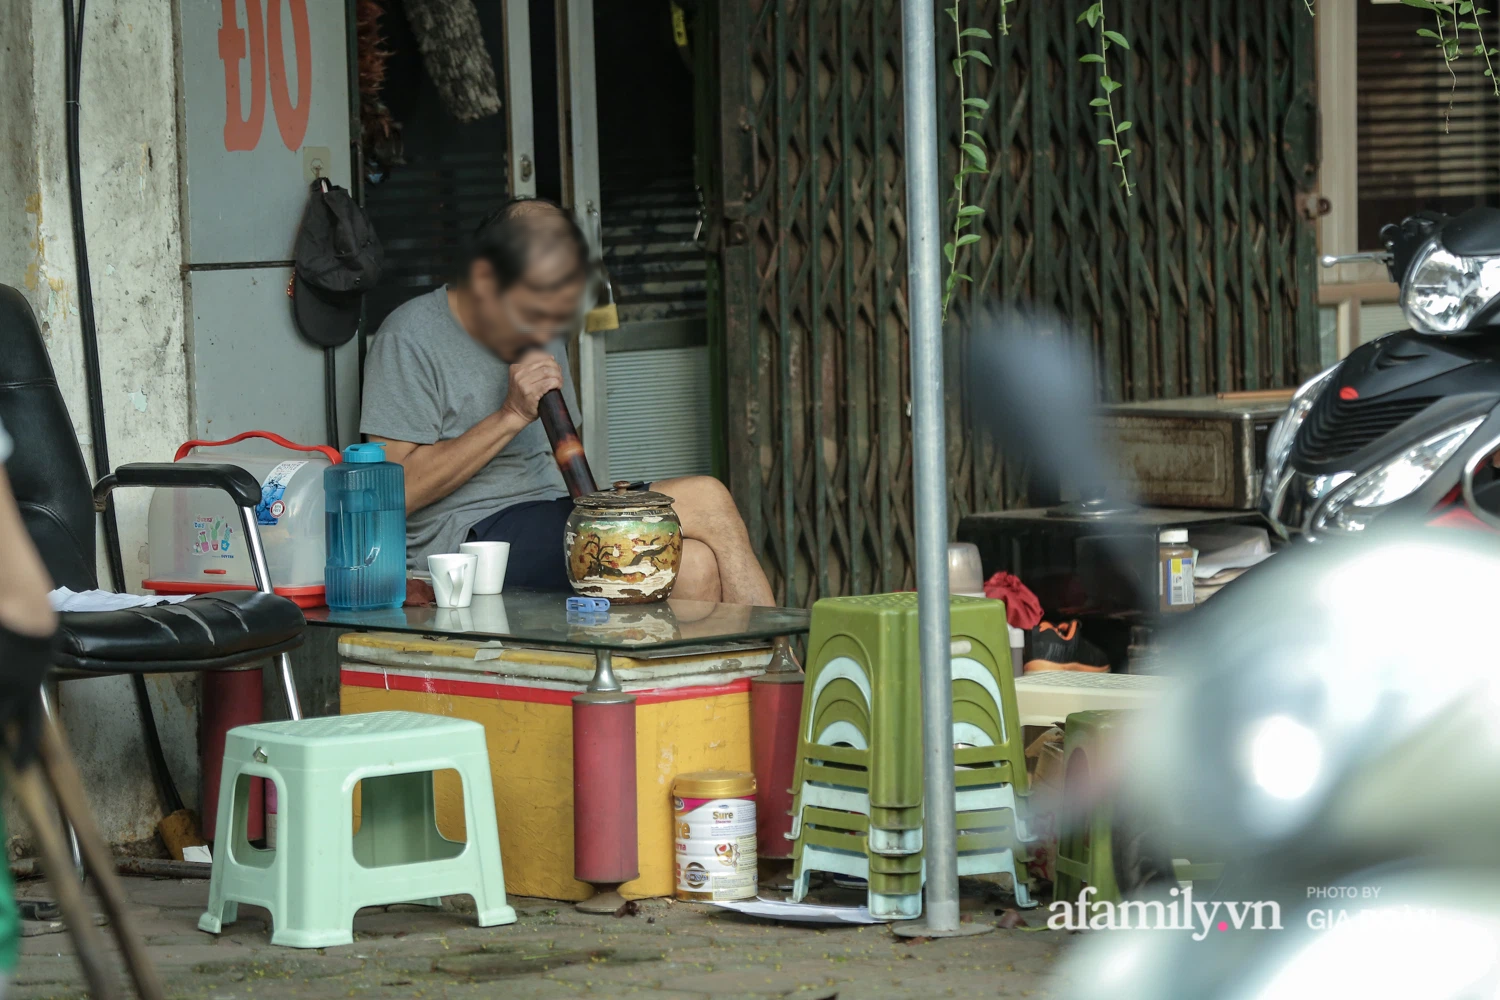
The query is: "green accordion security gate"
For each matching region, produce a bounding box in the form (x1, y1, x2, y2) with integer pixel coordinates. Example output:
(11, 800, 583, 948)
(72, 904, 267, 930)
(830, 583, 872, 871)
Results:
(711, 0, 1320, 607)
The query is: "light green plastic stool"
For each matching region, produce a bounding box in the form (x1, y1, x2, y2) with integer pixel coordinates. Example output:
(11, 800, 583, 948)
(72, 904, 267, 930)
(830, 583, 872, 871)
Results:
(1052, 710, 1223, 911)
(796, 594, 1020, 811)
(198, 711, 517, 948)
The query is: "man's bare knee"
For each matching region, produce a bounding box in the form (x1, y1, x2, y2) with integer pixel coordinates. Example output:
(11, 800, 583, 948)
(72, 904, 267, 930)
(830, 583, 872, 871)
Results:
(675, 537, 721, 602)
(657, 476, 740, 529)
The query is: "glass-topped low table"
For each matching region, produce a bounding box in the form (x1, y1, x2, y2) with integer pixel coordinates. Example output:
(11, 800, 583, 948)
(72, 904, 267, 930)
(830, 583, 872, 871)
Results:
(308, 591, 811, 905)
(305, 590, 811, 691)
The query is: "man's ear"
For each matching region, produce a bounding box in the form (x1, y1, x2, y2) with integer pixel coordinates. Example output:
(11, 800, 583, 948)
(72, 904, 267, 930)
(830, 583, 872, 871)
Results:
(468, 258, 499, 297)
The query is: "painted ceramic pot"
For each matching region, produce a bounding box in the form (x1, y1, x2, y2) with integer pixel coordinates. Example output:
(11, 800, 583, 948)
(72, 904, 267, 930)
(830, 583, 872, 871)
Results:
(564, 481, 683, 604)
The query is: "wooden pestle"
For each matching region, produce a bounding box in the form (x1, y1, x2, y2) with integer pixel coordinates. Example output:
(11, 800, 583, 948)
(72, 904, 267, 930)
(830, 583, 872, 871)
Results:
(538, 387, 598, 498)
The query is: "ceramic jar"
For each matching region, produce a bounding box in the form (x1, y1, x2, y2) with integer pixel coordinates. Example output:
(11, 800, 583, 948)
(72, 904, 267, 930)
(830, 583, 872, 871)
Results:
(564, 481, 683, 603)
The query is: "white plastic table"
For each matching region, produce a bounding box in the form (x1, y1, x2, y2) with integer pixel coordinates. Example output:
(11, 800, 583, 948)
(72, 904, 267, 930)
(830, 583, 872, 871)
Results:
(1013, 671, 1171, 727)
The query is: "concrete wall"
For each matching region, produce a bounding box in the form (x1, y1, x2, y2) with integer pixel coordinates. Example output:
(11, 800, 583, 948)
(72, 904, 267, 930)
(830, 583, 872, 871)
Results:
(0, 0, 200, 849)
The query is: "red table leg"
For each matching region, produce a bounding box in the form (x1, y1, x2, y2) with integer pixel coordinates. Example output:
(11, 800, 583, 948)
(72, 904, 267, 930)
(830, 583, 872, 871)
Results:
(201, 669, 263, 841)
(572, 650, 638, 912)
(750, 672, 803, 859)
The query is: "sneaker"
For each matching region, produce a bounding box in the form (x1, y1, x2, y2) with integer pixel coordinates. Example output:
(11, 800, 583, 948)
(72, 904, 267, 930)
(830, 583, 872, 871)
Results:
(1023, 620, 1110, 673)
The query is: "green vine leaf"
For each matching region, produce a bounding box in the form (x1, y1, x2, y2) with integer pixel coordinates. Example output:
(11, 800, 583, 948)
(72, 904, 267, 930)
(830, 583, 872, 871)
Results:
(942, 0, 992, 321)
(1077, 3, 1103, 28)
(1414, 2, 1462, 132)
(999, 0, 1014, 36)
(1080, 1, 1133, 197)
(1462, 3, 1500, 95)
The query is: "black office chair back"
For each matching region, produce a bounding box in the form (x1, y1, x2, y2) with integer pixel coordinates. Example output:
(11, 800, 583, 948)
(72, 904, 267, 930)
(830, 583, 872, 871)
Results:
(0, 284, 99, 591)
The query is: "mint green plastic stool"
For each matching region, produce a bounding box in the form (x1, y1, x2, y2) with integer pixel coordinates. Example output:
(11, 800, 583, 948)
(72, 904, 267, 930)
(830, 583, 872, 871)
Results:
(198, 711, 517, 948)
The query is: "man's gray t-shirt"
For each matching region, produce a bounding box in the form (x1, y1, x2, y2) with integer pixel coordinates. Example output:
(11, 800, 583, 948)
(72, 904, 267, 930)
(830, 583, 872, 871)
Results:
(360, 286, 580, 568)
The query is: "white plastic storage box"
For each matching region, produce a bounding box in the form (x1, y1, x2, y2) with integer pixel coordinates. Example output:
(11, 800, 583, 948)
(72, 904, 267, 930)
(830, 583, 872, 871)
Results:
(144, 431, 338, 608)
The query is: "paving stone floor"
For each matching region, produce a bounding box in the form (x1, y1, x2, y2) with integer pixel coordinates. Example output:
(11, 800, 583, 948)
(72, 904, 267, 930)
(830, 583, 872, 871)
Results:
(10, 875, 1073, 999)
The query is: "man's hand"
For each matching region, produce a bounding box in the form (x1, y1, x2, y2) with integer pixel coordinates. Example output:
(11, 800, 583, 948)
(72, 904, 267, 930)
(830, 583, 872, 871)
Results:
(373, 351, 565, 513)
(499, 351, 564, 424)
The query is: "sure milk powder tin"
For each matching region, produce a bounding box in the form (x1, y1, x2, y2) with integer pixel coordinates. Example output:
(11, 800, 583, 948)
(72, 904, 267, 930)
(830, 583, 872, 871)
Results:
(672, 770, 757, 901)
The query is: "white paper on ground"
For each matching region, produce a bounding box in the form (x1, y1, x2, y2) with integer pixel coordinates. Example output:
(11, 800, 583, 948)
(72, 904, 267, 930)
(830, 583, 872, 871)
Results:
(182, 845, 212, 864)
(48, 587, 194, 613)
(1189, 525, 1273, 579)
(710, 898, 882, 924)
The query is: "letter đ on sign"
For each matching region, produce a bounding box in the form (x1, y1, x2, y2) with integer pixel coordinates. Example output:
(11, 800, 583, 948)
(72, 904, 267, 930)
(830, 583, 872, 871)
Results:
(218, 0, 313, 153)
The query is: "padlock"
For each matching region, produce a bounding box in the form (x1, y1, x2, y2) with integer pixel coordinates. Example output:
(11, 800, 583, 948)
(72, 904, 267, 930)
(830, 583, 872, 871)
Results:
(584, 268, 620, 333)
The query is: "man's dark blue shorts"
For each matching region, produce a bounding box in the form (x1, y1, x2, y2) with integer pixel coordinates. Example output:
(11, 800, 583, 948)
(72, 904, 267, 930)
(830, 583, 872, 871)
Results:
(466, 496, 574, 591)
(467, 482, 654, 592)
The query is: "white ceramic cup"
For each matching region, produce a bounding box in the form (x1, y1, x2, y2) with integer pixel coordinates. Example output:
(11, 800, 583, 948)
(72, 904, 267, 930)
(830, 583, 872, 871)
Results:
(433, 606, 476, 633)
(428, 553, 478, 609)
(947, 541, 985, 596)
(459, 540, 511, 595)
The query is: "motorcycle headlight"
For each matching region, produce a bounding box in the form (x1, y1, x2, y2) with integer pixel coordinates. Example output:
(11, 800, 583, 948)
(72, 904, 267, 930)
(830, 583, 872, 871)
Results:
(1403, 240, 1500, 334)
(1262, 365, 1340, 504)
(1314, 418, 1484, 533)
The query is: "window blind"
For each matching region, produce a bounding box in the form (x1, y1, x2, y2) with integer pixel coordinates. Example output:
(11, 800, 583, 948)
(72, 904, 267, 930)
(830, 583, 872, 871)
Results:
(1357, 2, 1500, 247)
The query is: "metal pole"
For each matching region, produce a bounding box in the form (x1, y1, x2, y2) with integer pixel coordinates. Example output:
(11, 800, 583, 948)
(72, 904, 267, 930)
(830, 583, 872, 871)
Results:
(893, 0, 987, 939)
(240, 507, 302, 720)
(588, 649, 622, 693)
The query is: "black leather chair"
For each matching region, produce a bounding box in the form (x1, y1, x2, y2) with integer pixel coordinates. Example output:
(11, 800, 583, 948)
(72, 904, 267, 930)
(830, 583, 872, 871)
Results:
(0, 282, 306, 737)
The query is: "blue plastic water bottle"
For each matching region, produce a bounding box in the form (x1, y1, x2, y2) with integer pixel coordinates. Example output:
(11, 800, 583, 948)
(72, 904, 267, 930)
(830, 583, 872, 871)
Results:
(324, 442, 406, 610)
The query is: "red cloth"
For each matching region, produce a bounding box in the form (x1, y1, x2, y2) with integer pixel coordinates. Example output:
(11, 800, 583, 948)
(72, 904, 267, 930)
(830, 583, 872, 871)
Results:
(983, 571, 1044, 630)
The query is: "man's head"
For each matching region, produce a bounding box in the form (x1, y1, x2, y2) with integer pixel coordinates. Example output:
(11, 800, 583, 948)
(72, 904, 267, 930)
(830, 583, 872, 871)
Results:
(462, 199, 591, 361)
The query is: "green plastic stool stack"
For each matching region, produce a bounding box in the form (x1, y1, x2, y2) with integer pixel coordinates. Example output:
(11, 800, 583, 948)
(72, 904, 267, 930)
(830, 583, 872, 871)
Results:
(788, 594, 1035, 918)
(198, 711, 517, 948)
(1052, 709, 1223, 911)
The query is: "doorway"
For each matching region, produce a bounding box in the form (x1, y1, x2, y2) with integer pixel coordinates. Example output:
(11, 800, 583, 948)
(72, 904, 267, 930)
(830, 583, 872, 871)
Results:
(354, 0, 717, 483)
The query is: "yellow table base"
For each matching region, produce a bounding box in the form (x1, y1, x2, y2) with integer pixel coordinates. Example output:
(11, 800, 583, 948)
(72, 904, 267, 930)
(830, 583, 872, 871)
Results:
(339, 633, 764, 901)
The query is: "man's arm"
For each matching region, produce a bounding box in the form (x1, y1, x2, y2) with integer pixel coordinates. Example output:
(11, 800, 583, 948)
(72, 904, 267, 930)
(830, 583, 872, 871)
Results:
(374, 350, 565, 513)
(0, 464, 56, 639)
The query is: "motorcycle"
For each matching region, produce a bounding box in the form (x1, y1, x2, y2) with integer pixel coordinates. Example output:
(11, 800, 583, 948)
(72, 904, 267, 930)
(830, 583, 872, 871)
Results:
(1054, 529, 1500, 999)
(1262, 206, 1500, 538)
